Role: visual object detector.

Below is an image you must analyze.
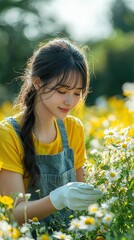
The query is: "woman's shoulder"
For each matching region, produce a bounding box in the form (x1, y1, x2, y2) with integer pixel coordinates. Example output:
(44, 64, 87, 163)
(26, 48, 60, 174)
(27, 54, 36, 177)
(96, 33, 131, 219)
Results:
(0, 117, 12, 131)
(63, 115, 84, 131)
(0, 121, 12, 141)
(0, 114, 21, 137)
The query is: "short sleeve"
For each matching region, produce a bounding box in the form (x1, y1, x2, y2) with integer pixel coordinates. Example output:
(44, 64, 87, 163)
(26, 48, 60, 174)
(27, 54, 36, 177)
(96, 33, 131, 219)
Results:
(74, 121, 87, 169)
(0, 121, 24, 174)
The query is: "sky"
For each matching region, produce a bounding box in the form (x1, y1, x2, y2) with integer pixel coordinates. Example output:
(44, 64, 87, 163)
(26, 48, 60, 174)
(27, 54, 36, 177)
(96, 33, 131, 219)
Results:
(3, 0, 134, 42)
(41, 0, 134, 42)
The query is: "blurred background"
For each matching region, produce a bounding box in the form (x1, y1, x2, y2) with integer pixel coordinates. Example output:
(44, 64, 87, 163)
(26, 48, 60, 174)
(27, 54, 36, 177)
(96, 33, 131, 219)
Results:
(0, 0, 134, 106)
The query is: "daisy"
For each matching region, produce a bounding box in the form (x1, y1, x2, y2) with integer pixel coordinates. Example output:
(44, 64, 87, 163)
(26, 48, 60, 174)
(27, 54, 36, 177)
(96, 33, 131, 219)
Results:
(102, 213, 114, 225)
(104, 128, 118, 139)
(119, 127, 130, 138)
(79, 216, 96, 231)
(105, 169, 121, 181)
(53, 231, 72, 240)
(88, 203, 99, 215)
(68, 218, 81, 230)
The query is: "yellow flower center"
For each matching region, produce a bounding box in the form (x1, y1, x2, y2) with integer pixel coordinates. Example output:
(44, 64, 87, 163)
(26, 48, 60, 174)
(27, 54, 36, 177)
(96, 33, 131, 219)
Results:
(85, 217, 95, 225)
(110, 172, 116, 178)
(60, 235, 66, 239)
(41, 234, 50, 240)
(74, 223, 80, 227)
(95, 236, 105, 240)
(91, 207, 98, 213)
(32, 217, 39, 222)
(122, 143, 127, 148)
(116, 140, 121, 144)
(101, 170, 105, 177)
(106, 217, 111, 221)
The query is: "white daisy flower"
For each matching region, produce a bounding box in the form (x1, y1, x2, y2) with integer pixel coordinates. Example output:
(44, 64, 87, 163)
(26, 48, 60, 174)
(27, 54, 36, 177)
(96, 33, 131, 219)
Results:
(79, 216, 96, 231)
(95, 209, 106, 218)
(20, 224, 30, 233)
(101, 202, 110, 210)
(102, 119, 109, 128)
(53, 231, 72, 240)
(102, 213, 114, 225)
(118, 141, 128, 150)
(119, 127, 130, 138)
(90, 139, 101, 149)
(88, 203, 99, 215)
(105, 169, 121, 181)
(68, 218, 81, 230)
(127, 140, 134, 154)
(109, 153, 117, 163)
(129, 169, 134, 178)
(108, 115, 116, 122)
(108, 197, 118, 204)
(0, 220, 11, 232)
(122, 82, 134, 96)
(104, 128, 118, 139)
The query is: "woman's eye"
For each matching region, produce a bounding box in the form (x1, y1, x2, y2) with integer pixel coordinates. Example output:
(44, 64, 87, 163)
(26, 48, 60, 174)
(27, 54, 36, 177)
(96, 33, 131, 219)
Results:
(57, 90, 66, 94)
(56, 89, 81, 96)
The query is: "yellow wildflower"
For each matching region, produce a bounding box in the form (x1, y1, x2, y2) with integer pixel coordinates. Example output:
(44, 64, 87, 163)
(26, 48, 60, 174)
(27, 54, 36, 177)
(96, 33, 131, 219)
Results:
(32, 217, 39, 222)
(40, 234, 50, 240)
(8, 227, 21, 239)
(0, 196, 14, 209)
(84, 217, 95, 225)
(95, 236, 105, 240)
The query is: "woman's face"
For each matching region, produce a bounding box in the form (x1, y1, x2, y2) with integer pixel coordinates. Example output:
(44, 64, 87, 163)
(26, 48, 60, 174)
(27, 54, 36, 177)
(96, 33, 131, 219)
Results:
(36, 77, 83, 119)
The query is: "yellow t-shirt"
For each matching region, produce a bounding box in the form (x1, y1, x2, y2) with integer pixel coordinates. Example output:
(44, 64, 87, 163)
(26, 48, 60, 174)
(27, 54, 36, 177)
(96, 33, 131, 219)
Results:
(0, 114, 87, 190)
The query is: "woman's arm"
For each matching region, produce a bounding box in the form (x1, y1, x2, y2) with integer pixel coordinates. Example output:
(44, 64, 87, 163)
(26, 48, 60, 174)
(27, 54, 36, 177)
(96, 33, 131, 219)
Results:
(0, 169, 56, 225)
(0, 169, 103, 225)
(76, 167, 84, 182)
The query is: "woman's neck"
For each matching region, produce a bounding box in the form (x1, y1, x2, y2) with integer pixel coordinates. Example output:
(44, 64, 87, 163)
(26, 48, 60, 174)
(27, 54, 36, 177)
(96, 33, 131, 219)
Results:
(33, 117, 57, 144)
(33, 101, 56, 144)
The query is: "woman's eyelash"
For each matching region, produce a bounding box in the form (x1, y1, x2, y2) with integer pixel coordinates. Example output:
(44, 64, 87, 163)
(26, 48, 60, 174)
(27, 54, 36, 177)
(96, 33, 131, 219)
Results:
(57, 90, 81, 96)
(57, 90, 66, 94)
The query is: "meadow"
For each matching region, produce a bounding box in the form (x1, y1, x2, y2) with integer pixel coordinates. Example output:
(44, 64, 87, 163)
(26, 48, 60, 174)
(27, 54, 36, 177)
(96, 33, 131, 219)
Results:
(0, 82, 134, 240)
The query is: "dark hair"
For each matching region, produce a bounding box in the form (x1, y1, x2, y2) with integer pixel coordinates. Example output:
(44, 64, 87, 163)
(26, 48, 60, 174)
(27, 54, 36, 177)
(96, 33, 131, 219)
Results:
(15, 38, 90, 187)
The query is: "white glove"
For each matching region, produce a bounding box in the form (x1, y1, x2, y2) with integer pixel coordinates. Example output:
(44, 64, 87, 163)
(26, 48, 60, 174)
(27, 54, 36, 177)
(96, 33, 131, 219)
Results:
(49, 182, 103, 210)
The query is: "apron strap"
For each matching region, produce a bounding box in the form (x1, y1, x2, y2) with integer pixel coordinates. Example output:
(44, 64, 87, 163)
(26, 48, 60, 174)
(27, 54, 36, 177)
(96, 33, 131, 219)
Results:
(56, 118, 69, 148)
(6, 117, 21, 136)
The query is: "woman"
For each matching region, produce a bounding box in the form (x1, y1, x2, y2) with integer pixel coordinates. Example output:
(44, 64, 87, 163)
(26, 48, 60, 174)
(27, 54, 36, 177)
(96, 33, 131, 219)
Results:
(0, 38, 102, 227)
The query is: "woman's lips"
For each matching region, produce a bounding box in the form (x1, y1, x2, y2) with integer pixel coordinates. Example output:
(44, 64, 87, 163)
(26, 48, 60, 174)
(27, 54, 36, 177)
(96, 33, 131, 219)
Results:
(58, 107, 70, 113)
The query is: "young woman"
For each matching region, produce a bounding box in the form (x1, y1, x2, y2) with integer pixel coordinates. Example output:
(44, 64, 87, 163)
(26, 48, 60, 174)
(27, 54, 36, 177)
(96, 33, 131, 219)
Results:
(0, 38, 102, 227)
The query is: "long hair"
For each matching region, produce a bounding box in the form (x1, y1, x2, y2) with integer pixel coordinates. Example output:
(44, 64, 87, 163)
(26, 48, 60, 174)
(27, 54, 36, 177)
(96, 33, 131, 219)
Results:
(15, 38, 90, 187)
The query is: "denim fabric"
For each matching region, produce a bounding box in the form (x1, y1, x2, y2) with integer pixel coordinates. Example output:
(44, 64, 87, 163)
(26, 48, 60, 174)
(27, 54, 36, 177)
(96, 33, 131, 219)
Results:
(7, 117, 76, 229)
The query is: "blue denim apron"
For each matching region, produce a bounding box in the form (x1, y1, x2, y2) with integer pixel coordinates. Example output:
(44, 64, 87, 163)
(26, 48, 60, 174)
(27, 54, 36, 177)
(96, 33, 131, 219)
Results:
(7, 117, 76, 229)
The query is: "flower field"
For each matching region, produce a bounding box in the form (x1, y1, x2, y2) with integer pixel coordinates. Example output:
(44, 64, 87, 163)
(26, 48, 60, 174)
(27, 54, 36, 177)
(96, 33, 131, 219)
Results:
(0, 83, 134, 239)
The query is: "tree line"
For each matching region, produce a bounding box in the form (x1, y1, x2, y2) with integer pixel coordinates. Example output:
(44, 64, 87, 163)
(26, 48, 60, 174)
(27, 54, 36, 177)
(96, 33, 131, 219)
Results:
(0, 0, 134, 105)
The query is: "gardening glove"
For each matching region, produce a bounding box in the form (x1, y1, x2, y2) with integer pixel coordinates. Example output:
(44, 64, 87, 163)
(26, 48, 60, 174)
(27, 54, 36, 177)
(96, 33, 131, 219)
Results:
(49, 182, 103, 211)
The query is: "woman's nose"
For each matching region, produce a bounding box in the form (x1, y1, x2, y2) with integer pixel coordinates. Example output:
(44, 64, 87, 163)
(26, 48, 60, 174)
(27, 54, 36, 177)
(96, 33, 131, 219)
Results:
(64, 94, 74, 106)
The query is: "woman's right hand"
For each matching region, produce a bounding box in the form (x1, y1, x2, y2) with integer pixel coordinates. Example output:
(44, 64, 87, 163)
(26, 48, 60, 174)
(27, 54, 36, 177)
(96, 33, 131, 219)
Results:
(49, 182, 103, 210)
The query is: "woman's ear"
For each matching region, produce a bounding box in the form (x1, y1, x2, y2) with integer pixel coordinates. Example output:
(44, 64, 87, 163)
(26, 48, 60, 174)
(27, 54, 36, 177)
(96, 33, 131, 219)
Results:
(32, 77, 42, 90)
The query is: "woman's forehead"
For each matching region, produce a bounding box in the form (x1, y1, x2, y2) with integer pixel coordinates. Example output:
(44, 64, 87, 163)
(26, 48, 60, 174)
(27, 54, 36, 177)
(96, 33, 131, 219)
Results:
(48, 77, 83, 89)
(56, 71, 83, 88)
